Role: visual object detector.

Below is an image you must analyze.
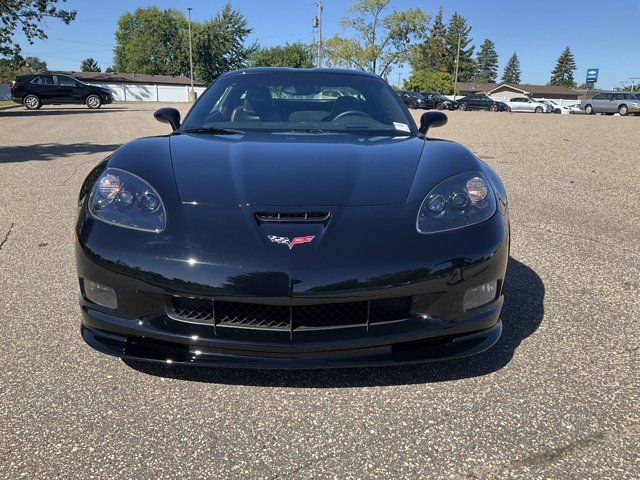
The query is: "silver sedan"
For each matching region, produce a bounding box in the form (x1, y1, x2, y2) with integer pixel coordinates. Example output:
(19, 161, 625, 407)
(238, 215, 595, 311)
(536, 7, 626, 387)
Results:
(506, 97, 553, 113)
(580, 92, 640, 116)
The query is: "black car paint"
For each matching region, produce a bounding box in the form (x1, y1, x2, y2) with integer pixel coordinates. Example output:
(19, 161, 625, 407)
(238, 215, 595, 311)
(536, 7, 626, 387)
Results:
(11, 74, 113, 107)
(75, 68, 509, 368)
(419, 93, 460, 111)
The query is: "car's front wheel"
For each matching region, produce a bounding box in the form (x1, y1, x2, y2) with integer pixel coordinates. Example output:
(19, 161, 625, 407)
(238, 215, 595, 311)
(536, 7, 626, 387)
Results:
(489, 104, 498, 112)
(535, 106, 543, 113)
(436, 102, 445, 110)
(618, 104, 629, 116)
(24, 94, 41, 110)
(86, 95, 102, 109)
(584, 104, 595, 115)
(460, 103, 468, 111)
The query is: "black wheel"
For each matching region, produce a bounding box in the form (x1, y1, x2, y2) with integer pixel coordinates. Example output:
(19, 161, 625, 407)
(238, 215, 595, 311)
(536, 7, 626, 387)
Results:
(489, 104, 498, 112)
(436, 102, 445, 110)
(554, 108, 561, 114)
(618, 104, 629, 116)
(460, 103, 468, 111)
(86, 94, 102, 109)
(24, 94, 41, 110)
(584, 104, 595, 115)
(535, 106, 543, 113)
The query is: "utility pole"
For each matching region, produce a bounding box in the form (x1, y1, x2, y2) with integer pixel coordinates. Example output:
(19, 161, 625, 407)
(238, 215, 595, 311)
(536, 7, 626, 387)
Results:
(452, 31, 461, 99)
(187, 7, 196, 102)
(314, 1, 323, 68)
(397, 72, 402, 89)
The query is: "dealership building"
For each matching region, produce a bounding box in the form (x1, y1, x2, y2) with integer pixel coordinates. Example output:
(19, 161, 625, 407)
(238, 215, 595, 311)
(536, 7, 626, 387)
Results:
(455, 82, 580, 100)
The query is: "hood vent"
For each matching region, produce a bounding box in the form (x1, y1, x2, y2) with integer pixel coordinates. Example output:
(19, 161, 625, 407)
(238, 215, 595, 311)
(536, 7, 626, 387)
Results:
(255, 211, 330, 223)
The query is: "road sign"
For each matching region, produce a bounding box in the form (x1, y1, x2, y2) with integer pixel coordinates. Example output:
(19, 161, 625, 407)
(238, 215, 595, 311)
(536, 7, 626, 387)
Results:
(586, 68, 599, 83)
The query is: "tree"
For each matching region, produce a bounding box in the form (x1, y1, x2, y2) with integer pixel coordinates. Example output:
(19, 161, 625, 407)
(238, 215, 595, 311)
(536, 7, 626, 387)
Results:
(409, 6, 447, 73)
(475, 39, 498, 83)
(80, 58, 101, 72)
(549, 47, 577, 88)
(444, 12, 475, 82)
(404, 71, 453, 94)
(105, 66, 116, 73)
(0, 0, 76, 56)
(501, 53, 521, 83)
(325, 0, 429, 78)
(251, 42, 314, 68)
(0, 55, 47, 82)
(192, 3, 255, 84)
(114, 7, 189, 76)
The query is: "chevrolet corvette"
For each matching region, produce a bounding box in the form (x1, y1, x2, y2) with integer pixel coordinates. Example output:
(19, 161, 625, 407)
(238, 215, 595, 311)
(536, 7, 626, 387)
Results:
(75, 68, 509, 368)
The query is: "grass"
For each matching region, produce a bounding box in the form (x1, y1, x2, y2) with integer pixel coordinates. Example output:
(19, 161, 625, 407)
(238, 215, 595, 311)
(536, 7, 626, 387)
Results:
(0, 100, 17, 109)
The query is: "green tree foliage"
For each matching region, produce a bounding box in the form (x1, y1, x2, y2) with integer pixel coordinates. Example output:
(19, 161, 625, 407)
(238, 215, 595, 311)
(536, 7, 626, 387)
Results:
(404, 71, 453, 94)
(475, 39, 498, 83)
(105, 66, 116, 73)
(0, 55, 47, 82)
(325, 0, 429, 78)
(501, 53, 521, 83)
(0, 0, 76, 56)
(444, 12, 475, 81)
(192, 3, 255, 84)
(409, 6, 447, 73)
(549, 47, 577, 88)
(250, 42, 314, 68)
(80, 57, 101, 72)
(113, 7, 189, 76)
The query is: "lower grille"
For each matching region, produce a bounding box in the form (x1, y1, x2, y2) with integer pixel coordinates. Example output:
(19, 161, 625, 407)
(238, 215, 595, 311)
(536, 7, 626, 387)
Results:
(169, 297, 413, 330)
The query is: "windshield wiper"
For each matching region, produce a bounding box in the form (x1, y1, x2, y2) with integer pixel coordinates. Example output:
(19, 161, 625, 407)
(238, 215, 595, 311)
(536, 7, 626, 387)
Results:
(183, 127, 244, 135)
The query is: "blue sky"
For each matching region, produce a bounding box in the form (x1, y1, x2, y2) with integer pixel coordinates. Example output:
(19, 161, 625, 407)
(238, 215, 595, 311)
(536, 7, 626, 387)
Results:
(13, 0, 640, 89)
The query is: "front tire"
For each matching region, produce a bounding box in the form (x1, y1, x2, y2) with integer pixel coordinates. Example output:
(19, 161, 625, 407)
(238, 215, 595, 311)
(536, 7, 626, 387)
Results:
(24, 94, 41, 110)
(585, 104, 595, 115)
(460, 103, 468, 111)
(436, 102, 445, 110)
(535, 106, 543, 113)
(618, 104, 629, 116)
(86, 95, 102, 109)
(489, 104, 498, 112)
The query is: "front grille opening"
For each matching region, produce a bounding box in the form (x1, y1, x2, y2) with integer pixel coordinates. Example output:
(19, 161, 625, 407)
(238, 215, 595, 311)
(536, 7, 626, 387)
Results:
(170, 297, 213, 323)
(216, 301, 290, 329)
(169, 296, 414, 331)
(293, 301, 369, 329)
(255, 211, 330, 223)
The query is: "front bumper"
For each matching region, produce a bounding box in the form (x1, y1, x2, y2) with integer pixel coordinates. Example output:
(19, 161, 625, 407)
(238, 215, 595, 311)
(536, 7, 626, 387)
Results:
(81, 300, 502, 369)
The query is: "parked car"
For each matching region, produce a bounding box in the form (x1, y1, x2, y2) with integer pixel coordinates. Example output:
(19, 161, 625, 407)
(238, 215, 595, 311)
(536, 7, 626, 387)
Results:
(75, 67, 509, 368)
(506, 97, 552, 113)
(579, 92, 640, 116)
(420, 92, 459, 110)
(457, 95, 510, 112)
(397, 91, 429, 109)
(536, 99, 572, 114)
(10, 73, 113, 110)
(568, 104, 585, 115)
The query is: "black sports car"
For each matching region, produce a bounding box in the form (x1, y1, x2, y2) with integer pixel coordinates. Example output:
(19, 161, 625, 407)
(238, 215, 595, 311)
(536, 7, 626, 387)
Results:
(397, 91, 429, 109)
(420, 92, 460, 110)
(75, 68, 509, 369)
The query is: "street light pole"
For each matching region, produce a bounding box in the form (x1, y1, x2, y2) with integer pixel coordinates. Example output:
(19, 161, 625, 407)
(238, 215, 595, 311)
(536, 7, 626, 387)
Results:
(315, 1, 323, 68)
(187, 7, 196, 102)
(453, 31, 461, 100)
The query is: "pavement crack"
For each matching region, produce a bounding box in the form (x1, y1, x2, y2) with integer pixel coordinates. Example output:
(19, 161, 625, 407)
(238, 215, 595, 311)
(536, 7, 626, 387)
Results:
(0, 222, 14, 251)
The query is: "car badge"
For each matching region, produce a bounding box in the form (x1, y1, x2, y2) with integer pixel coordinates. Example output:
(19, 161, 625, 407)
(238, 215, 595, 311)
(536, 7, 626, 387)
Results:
(268, 235, 315, 250)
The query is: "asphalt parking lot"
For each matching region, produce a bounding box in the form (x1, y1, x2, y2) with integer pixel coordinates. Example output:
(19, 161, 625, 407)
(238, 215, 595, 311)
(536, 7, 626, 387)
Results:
(1, 103, 638, 479)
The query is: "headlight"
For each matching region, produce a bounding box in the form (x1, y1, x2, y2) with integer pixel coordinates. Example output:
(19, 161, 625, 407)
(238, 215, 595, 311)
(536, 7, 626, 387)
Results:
(417, 172, 496, 234)
(89, 168, 166, 232)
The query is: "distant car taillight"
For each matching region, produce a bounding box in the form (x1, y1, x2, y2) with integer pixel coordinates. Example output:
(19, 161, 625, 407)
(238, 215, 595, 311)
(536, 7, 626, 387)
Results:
(10, 81, 17, 90)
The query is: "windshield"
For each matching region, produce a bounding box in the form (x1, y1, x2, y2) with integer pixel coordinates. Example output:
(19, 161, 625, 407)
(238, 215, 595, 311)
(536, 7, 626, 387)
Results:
(432, 93, 449, 101)
(182, 71, 414, 135)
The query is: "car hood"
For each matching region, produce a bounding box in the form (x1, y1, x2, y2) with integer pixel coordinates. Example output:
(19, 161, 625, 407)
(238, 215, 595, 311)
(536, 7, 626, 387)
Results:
(169, 131, 425, 207)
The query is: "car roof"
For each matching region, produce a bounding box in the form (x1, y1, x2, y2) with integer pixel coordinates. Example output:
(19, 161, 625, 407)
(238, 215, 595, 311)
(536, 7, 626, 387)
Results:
(221, 67, 381, 79)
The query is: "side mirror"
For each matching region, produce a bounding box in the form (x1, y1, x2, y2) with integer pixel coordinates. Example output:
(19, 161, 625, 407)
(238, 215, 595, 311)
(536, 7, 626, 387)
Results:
(154, 107, 181, 131)
(419, 111, 447, 135)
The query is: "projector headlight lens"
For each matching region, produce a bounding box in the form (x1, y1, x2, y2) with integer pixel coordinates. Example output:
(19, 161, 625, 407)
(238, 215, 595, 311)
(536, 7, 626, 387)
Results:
(417, 172, 496, 234)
